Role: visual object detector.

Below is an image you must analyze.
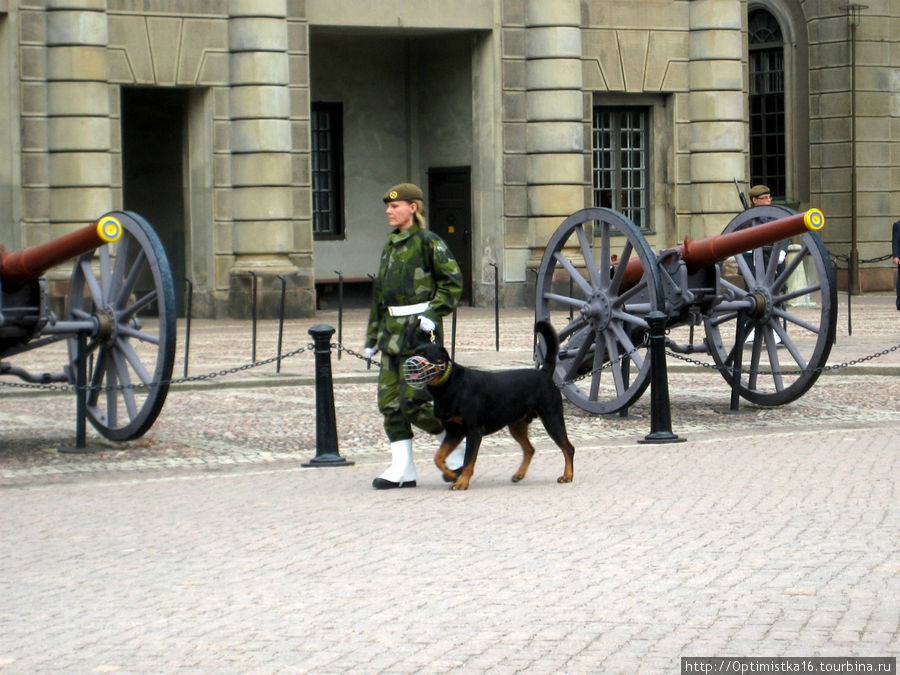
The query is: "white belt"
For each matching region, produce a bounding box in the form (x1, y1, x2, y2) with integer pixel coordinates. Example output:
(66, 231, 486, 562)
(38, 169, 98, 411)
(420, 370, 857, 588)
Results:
(388, 302, 430, 317)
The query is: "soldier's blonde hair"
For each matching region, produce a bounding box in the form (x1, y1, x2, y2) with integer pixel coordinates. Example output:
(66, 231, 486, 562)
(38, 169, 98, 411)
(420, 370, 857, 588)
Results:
(411, 199, 427, 229)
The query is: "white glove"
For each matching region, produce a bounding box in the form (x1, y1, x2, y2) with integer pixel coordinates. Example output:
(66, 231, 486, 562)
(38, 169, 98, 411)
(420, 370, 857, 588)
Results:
(418, 315, 436, 332)
(777, 249, 787, 264)
(364, 346, 378, 359)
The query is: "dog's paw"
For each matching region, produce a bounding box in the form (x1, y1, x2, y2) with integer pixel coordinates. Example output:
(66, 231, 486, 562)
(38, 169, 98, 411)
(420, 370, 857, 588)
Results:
(557, 475, 573, 483)
(441, 468, 461, 483)
(511, 473, 525, 483)
(450, 480, 470, 491)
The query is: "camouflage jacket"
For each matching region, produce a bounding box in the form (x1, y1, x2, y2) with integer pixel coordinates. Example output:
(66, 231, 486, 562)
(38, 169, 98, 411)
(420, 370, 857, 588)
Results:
(365, 223, 462, 356)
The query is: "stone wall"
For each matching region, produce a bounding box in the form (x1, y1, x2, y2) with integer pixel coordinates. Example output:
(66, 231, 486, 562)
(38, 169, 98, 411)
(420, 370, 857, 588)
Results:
(3, 0, 898, 316)
(806, 0, 899, 291)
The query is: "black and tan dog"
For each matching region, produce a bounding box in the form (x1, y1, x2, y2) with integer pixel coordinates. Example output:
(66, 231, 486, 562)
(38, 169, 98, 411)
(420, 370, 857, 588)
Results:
(403, 321, 574, 490)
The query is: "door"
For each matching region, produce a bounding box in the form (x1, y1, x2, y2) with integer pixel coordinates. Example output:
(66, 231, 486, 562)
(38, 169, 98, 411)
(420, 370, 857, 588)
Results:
(122, 87, 188, 315)
(428, 167, 472, 302)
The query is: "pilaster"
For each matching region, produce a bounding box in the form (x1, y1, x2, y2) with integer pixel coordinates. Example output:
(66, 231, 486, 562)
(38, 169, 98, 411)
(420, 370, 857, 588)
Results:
(686, 0, 745, 239)
(40, 0, 113, 296)
(227, 1, 310, 317)
(524, 0, 584, 269)
(45, 0, 113, 235)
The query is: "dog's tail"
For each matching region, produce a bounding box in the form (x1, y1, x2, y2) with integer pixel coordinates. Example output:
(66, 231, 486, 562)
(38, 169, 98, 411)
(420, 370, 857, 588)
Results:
(535, 320, 559, 375)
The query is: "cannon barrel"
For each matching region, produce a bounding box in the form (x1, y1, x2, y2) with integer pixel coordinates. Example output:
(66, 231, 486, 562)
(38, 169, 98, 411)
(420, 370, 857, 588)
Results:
(618, 208, 825, 290)
(0, 215, 123, 285)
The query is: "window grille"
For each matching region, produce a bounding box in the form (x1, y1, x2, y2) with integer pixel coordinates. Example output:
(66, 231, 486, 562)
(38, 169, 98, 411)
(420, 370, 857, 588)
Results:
(311, 102, 344, 238)
(749, 9, 786, 199)
(592, 107, 648, 228)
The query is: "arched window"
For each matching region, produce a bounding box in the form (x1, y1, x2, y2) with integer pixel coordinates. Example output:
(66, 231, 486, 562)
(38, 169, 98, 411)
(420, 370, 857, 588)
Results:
(749, 9, 786, 199)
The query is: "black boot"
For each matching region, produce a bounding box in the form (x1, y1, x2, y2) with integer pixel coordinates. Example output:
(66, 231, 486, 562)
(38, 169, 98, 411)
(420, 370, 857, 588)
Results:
(372, 478, 416, 489)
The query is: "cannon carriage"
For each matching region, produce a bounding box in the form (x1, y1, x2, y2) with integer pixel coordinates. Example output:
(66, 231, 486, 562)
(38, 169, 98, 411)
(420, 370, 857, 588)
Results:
(0, 212, 176, 440)
(534, 205, 837, 414)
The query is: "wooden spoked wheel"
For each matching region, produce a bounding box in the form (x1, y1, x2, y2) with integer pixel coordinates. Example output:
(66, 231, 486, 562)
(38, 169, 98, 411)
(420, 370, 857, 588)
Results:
(535, 207, 662, 414)
(702, 205, 837, 406)
(67, 211, 176, 440)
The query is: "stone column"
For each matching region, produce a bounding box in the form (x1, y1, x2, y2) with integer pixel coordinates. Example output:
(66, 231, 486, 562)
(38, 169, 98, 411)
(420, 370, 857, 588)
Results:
(45, 0, 113, 294)
(687, 0, 745, 239)
(524, 0, 585, 268)
(228, 1, 298, 317)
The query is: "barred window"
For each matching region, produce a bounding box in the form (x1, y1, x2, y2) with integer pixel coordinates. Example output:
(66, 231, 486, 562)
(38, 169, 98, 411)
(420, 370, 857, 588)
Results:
(592, 107, 648, 229)
(749, 9, 786, 199)
(311, 102, 344, 238)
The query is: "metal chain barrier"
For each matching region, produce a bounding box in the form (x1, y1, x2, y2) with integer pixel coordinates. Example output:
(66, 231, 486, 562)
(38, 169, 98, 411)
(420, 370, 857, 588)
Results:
(338, 339, 648, 391)
(557, 340, 646, 388)
(2, 333, 897, 394)
(332, 336, 900, 384)
(664, 342, 900, 377)
(337, 338, 647, 390)
(334, 344, 381, 369)
(334, 338, 646, 391)
(829, 251, 892, 265)
(0, 343, 315, 393)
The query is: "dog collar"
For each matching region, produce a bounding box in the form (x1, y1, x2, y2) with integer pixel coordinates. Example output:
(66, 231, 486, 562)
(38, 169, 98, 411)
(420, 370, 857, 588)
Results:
(430, 362, 452, 387)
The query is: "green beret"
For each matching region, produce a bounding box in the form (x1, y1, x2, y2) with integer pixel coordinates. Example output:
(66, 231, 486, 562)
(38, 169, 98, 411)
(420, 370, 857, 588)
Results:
(383, 183, 424, 203)
(749, 184, 771, 199)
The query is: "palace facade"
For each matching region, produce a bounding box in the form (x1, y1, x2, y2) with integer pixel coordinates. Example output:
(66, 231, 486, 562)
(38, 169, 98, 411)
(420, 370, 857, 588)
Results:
(0, 0, 896, 317)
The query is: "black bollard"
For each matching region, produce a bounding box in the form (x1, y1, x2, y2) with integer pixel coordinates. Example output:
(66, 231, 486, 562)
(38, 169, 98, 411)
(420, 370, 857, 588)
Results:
(367, 273, 376, 369)
(249, 271, 258, 363)
(183, 277, 193, 378)
(451, 307, 457, 361)
(334, 270, 343, 359)
(276, 275, 286, 373)
(491, 262, 500, 351)
(59, 329, 103, 453)
(302, 324, 354, 467)
(715, 308, 753, 415)
(846, 282, 852, 337)
(618, 356, 630, 418)
(638, 311, 685, 444)
(728, 309, 748, 412)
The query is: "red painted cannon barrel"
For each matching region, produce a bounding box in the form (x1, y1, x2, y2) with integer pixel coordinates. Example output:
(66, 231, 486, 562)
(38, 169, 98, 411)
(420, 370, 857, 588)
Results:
(0, 215, 123, 285)
(618, 208, 826, 290)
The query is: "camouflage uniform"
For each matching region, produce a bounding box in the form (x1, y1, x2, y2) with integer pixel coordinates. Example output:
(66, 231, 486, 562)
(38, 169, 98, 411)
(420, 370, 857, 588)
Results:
(365, 222, 462, 442)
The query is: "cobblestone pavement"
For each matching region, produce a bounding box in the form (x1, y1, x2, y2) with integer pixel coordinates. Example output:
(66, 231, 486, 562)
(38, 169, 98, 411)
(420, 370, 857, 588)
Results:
(0, 295, 898, 672)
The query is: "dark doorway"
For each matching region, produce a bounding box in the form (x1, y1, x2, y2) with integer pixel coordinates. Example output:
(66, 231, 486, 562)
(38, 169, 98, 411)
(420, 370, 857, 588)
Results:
(428, 167, 472, 302)
(121, 87, 188, 315)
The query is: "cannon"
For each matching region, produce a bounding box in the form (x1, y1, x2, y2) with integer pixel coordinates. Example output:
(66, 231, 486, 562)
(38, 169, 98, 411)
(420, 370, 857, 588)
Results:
(534, 205, 837, 414)
(1, 212, 176, 440)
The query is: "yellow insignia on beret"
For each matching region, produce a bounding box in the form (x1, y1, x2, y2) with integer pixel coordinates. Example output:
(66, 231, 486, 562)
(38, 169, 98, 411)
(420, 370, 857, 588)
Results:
(389, 190, 398, 199)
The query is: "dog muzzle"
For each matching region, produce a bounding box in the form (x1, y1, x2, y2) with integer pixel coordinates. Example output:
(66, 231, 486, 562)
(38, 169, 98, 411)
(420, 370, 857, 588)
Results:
(402, 355, 446, 389)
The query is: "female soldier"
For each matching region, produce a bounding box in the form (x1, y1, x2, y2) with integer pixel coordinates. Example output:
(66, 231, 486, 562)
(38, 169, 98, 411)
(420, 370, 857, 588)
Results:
(364, 183, 465, 489)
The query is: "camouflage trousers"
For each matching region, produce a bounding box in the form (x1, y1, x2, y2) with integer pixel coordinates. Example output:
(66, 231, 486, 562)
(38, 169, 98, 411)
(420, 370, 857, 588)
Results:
(377, 354, 444, 442)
